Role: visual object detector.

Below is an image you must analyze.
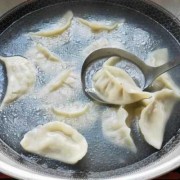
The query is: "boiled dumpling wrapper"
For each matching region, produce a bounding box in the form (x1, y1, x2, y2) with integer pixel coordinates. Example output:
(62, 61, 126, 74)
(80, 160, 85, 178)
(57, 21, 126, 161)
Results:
(32, 11, 73, 37)
(39, 69, 73, 96)
(93, 66, 151, 105)
(20, 121, 88, 164)
(36, 43, 60, 62)
(102, 106, 137, 152)
(0, 56, 36, 109)
(77, 18, 122, 32)
(83, 38, 125, 56)
(139, 89, 179, 149)
(48, 102, 99, 130)
(25, 44, 64, 75)
(51, 104, 89, 118)
(138, 48, 180, 149)
(103, 56, 122, 67)
(100, 48, 180, 150)
(146, 48, 180, 95)
(38, 72, 81, 111)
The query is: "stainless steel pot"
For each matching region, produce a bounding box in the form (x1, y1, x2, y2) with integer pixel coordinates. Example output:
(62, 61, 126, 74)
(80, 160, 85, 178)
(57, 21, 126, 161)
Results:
(0, 0, 180, 179)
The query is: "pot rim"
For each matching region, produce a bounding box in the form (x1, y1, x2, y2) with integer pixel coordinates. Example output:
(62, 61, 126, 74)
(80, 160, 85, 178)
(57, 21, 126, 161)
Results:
(0, 0, 179, 179)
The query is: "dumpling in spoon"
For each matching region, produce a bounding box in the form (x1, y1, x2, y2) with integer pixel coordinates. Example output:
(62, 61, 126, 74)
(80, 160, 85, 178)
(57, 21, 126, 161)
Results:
(20, 121, 88, 164)
(0, 56, 36, 109)
(93, 66, 151, 105)
(139, 89, 179, 149)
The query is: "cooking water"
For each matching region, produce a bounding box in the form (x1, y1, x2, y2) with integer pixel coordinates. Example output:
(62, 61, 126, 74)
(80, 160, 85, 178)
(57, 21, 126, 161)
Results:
(0, 2, 180, 177)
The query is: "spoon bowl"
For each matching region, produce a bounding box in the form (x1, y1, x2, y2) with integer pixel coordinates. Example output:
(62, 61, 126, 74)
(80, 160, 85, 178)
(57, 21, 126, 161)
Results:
(81, 48, 180, 104)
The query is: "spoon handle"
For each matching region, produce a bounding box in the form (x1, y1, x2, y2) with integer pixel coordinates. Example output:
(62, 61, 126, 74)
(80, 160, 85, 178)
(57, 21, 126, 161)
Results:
(153, 58, 180, 78)
(144, 58, 180, 89)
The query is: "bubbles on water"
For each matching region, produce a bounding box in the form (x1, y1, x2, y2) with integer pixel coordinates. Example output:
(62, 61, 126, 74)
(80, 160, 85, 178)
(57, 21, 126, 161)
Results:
(141, 41, 146, 45)
(132, 28, 150, 44)
(122, 31, 127, 35)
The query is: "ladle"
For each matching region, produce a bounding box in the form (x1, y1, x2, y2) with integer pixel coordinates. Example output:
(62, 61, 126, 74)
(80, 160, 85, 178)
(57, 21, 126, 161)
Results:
(81, 48, 180, 104)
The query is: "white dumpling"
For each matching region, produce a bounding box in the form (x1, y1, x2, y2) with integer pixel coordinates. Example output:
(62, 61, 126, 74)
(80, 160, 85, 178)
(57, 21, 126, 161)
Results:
(36, 43, 61, 62)
(93, 66, 151, 105)
(147, 48, 169, 66)
(77, 18, 122, 32)
(26, 44, 64, 75)
(147, 48, 180, 95)
(83, 38, 110, 56)
(32, 11, 73, 37)
(83, 38, 125, 56)
(102, 106, 137, 152)
(38, 72, 80, 110)
(40, 69, 73, 96)
(103, 56, 122, 67)
(0, 56, 36, 108)
(139, 89, 179, 149)
(51, 104, 89, 118)
(47, 102, 98, 130)
(20, 121, 88, 164)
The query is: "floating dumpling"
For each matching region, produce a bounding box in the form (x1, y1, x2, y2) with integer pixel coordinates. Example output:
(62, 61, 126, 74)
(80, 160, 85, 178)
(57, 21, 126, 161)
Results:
(147, 48, 180, 95)
(26, 44, 64, 74)
(47, 102, 98, 130)
(83, 38, 110, 56)
(20, 121, 88, 164)
(83, 38, 125, 56)
(40, 69, 73, 96)
(52, 104, 89, 118)
(102, 106, 137, 152)
(139, 89, 179, 149)
(36, 43, 60, 62)
(0, 56, 36, 109)
(32, 11, 73, 37)
(93, 66, 151, 105)
(77, 18, 122, 32)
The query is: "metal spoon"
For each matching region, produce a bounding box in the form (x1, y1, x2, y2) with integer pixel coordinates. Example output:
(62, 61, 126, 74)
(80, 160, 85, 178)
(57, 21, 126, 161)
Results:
(81, 47, 180, 104)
